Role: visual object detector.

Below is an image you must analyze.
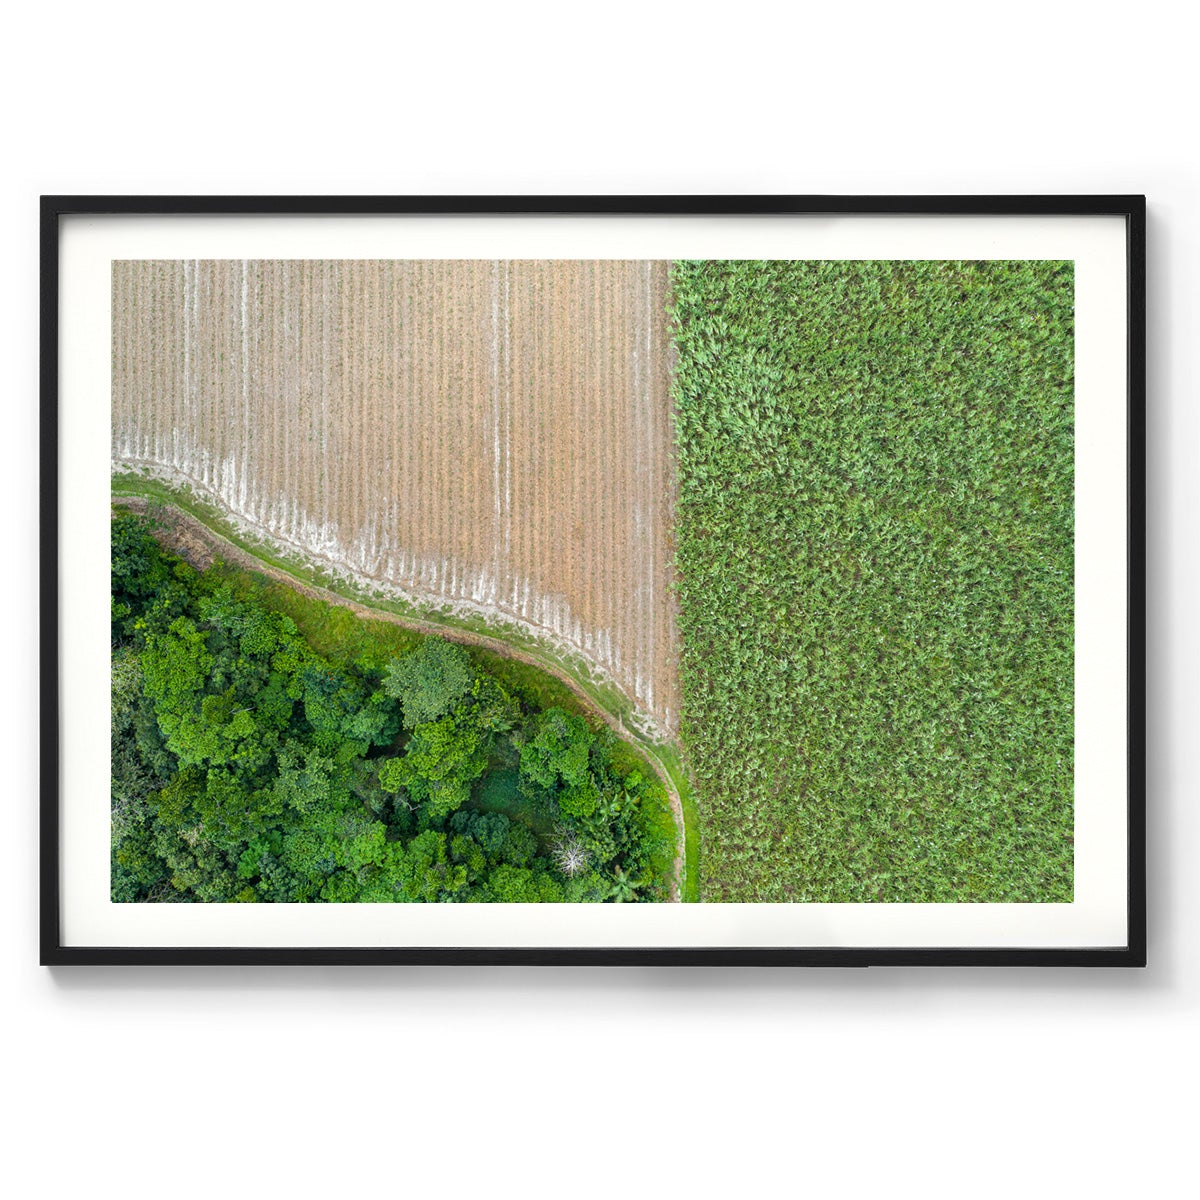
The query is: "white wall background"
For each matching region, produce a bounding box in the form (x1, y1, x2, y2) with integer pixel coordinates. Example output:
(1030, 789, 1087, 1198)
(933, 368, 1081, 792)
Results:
(2, 3, 1194, 1196)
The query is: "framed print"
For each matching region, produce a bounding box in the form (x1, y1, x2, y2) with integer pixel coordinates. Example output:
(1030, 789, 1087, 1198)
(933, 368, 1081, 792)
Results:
(41, 195, 1146, 965)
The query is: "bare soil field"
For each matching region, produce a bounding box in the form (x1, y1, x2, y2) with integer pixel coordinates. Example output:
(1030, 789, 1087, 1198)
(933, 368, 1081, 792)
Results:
(112, 260, 679, 732)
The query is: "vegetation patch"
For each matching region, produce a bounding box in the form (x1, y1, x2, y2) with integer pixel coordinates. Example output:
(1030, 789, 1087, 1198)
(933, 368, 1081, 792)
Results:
(113, 479, 699, 899)
(111, 509, 676, 904)
(670, 260, 1075, 902)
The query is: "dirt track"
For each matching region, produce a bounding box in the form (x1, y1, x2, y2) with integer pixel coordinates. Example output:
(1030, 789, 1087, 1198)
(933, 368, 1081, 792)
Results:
(111, 260, 679, 734)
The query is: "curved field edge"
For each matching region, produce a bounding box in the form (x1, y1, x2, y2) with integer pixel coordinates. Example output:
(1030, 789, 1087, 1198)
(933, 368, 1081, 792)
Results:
(112, 477, 700, 902)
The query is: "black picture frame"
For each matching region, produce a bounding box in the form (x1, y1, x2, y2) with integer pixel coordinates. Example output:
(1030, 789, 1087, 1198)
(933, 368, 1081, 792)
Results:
(41, 194, 1146, 967)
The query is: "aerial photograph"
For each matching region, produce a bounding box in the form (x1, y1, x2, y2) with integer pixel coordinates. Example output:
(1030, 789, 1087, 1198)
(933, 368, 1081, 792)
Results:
(110, 257, 1074, 904)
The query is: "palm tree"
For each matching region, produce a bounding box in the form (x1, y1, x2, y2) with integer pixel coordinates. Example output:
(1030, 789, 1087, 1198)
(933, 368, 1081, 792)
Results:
(608, 866, 647, 903)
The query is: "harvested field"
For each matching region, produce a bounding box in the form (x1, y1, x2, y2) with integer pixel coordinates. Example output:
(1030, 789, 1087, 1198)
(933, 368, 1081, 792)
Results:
(112, 260, 680, 732)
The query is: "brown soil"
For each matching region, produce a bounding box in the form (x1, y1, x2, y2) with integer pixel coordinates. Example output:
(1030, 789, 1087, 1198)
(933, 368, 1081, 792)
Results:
(111, 260, 680, 735)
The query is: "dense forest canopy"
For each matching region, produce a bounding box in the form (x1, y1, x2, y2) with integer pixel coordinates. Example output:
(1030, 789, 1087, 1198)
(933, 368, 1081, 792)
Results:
(111, 510, 674, 903)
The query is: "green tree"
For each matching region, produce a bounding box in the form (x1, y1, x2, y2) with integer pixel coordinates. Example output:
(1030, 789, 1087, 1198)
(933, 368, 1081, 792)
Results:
(487, 864, 564, 903)
(273, 740, 338, 815)
(384, 638, 475, 728)
(607, 866, 647, 903)
(519, 707, 594, 792)
(378, 710, 489, 819)
(140, 616, 220, 765)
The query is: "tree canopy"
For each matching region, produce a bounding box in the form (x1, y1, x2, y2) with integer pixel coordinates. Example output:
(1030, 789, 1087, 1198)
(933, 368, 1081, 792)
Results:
(110, 509, 675, 904)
